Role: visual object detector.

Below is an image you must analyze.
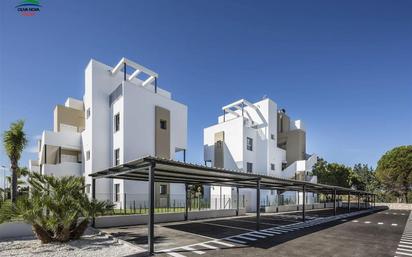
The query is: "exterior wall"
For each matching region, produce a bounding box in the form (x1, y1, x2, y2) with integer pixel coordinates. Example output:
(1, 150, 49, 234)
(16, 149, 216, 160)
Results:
(286, 129, 306, 164)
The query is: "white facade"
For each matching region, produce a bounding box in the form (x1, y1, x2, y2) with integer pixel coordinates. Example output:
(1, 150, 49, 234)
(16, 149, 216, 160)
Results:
(204, 98, 317, 211)
(30, 57, 188, 208)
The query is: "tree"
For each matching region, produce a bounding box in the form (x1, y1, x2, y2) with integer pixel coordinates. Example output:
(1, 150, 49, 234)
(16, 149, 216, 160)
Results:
(352, 163, 380, 192)
(16, 173, 113, 243)
(312, 158, 352, 187)
(375, 145, 412, 203)
(2, 120, 28, 204)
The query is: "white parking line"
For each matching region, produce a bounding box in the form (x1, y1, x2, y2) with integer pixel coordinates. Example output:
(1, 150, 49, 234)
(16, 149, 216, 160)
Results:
(378, 222, 384, 225)
(212, 241, 234, 247)
(393, 224, 399, 226)
(182, 246, 205, 255)
(252, 231, 274, 236)
(165, 251, 186, 257)
(225, 238, 247, 244)
(399, 245, 412, 249)
(396, 251, 412, 256)
(398, 248, 412, 252)
(198, 243, 218, 249)
(245, 233, 266, 238)
(364, 221, 371, 224)
(236, 235, 257, 241)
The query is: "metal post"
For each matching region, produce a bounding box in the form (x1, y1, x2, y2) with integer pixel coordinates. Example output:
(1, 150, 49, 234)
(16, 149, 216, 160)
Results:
(92, 178, 96, 228)
(148, 161, 155, 255)
(302, 185, 306, 222)
(124, 193, 127, 214)
(333, 189, 337, 216)
(154, 77, 158, 93)
(256, 179, 261, 231)
(223, 110, 226, 122)
(358, 193, 360, 210)
(184, 183, 189, 220)
(374, 194, 376, 208)
(348, 193, 351, 212)
(183, 150, 186, 163)
(236, 187, 240, 216)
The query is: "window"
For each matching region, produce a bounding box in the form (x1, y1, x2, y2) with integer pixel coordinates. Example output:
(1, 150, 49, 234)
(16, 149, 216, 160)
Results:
(86, 151, 90, 161)
(160, 119, 167, 130)
(114, 113, 120, 132)
(271, 163, 275, 170)
(246, 137, 253, 151)
(246, 162, 253, 173)
(86, 108, 90, 119)
(282, 162, 287, 170)
(160, 184, 167, 195)
(114, 149, 120, 166)
(271, 134, 275, 140)
(114, 184, 120, 202)
(85, 184, 91, 194)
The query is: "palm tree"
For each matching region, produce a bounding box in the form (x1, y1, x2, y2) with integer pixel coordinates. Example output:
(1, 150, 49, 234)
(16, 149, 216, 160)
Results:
(17, 173, 113, 243)
(2, 120, 28, 204)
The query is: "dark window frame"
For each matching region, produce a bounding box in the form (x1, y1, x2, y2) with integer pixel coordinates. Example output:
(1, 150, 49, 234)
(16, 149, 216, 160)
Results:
(114, 184, 120, 202)
(160, 119, 167, 130)
(160, 184, 167, 195)
(246, 137, 253, 151)
(114, 113, 120, 132)
(114, 148, 120, 166)
(246, 162, 253, 173)
(271, 163, 275, 170)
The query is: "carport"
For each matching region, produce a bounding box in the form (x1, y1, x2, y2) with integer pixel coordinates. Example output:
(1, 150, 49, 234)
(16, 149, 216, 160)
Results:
(90, 156, 374, 255)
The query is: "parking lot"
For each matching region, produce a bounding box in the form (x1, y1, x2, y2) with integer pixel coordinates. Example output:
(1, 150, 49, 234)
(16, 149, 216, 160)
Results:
(100, 207, 407, 257)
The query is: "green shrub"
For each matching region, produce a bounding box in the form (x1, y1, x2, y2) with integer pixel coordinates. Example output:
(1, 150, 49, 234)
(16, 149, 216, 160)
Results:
(16, 173, 113, 243)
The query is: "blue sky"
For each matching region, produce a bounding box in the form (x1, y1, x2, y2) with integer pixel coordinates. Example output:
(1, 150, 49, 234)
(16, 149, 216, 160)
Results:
(0, 0, 411, 183)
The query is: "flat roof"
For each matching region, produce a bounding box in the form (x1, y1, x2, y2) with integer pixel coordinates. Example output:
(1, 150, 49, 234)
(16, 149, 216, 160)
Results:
(90, 156, 372, 195)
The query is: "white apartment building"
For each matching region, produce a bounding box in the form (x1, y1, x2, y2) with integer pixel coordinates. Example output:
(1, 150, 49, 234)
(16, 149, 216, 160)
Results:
(30, 57, 188, 208)
(203, 98, 317, 211)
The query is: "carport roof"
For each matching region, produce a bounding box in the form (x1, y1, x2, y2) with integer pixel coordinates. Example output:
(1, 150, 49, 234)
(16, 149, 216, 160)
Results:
(89, 156, 372, 195)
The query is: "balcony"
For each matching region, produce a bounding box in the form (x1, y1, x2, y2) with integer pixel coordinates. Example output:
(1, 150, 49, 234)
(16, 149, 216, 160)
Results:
(41, 162, 82, 177)
(41, 130, 81, 150)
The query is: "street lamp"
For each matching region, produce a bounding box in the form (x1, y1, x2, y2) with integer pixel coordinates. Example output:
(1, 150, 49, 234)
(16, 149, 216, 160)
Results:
(1, 165, 7, 200)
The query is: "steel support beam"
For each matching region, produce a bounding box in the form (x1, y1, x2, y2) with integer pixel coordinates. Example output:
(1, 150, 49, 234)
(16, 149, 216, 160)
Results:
(184, 183, 189, 221)
(302, 185, 306, 222)
(148, 161, 155, 255)
(92, 178, 96, 228)
(236, 187, 240, 216)
(333, 189, 337, 216)
(256, 179, 261, 231)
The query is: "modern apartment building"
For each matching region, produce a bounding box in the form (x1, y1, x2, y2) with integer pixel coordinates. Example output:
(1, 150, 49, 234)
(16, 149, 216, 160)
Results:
(30, 57, 188, 208)
(203, 98, 317, 211)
